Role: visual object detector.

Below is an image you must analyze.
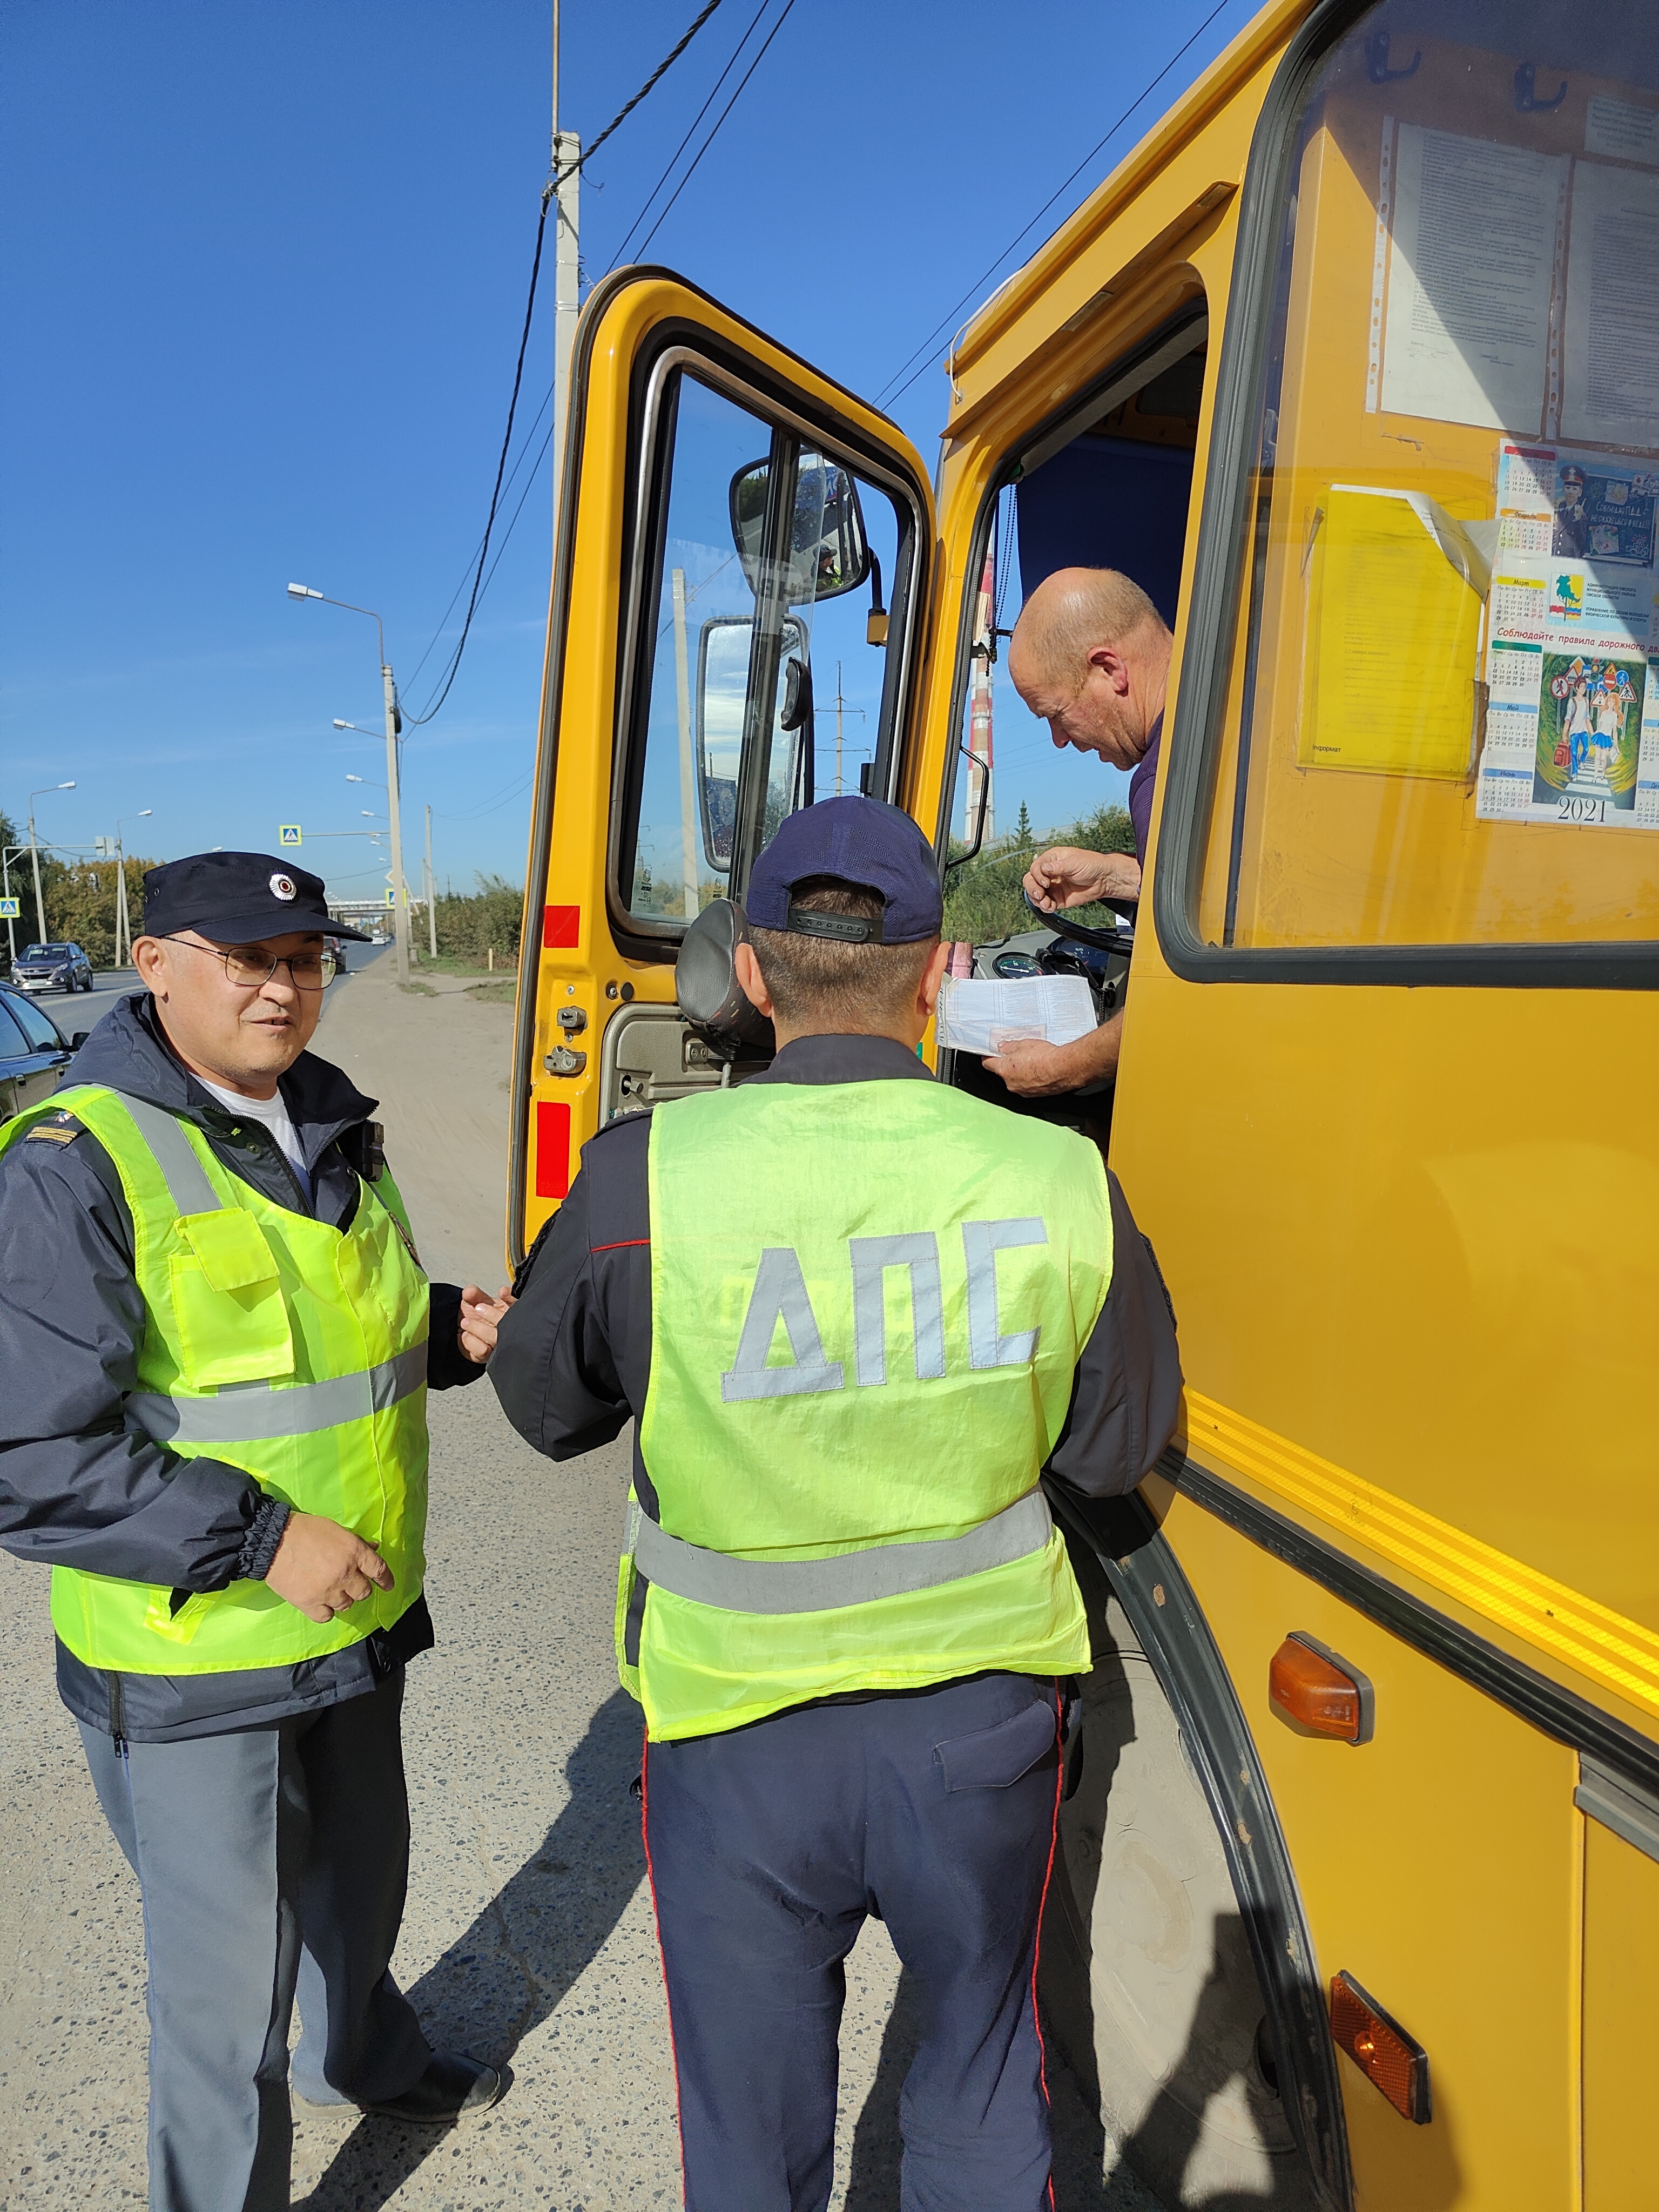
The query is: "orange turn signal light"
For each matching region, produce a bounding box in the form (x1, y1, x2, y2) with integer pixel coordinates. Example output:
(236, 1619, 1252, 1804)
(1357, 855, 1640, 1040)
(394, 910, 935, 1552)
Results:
(1331, 1970, 1431, 2123)
(1269, 1632, 1374, 1744)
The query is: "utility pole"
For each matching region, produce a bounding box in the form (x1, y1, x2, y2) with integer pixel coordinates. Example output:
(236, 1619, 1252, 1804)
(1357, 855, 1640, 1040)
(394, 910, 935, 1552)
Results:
(551, 0, 581, 531)
(113, 810, 152, 968)
(826, 662, 865, 798)
(26, 781, 75, 943)
(382, 658, 410, 987)
(425, 803, 438, 960)
(288, 586, 407, 986)
(965, 548, 996, 844)
(836, 659, 843, 798)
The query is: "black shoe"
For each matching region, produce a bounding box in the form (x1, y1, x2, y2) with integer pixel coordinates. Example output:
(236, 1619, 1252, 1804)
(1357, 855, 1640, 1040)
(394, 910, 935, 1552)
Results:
(358, 2050, 505, 2124)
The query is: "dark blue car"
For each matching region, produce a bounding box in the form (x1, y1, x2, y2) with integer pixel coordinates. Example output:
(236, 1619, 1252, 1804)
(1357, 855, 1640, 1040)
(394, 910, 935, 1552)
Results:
(0, 982, 79, 1120)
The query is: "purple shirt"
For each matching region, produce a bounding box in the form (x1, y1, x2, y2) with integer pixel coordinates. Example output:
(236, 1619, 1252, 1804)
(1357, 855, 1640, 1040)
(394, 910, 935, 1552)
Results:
(1127, 711, 1163, 870)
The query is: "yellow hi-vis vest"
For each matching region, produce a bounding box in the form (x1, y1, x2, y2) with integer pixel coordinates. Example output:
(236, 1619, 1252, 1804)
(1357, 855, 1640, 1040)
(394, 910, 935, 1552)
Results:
(0, 1084, 430, 1674)
(624, 1078, 1111, 1740)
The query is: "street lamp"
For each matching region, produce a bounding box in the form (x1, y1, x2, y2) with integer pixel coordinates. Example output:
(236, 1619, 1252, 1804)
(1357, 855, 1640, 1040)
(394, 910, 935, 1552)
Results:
(288, 585, 409, 986)
(343, 773, 422, 943)
(114, 809, 153, 967)
(27, 781, 76, 943)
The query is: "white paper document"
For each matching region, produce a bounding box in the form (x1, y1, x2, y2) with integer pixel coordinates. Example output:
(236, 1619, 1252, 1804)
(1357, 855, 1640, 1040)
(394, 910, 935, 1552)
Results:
(934, 974, 1098, 1056)
(1584, 95, 1659, 166)
(1381, 126, 1566, 433)
(1561, 161, 1659, 447)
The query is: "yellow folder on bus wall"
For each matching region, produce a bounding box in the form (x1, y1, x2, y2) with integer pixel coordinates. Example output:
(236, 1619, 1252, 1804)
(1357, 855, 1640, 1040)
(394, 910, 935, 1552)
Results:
(1300, 483, 1485, 777)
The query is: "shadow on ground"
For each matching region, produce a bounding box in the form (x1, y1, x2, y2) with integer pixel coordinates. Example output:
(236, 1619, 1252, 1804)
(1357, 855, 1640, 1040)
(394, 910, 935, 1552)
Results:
(299, 1687, 645, 2211)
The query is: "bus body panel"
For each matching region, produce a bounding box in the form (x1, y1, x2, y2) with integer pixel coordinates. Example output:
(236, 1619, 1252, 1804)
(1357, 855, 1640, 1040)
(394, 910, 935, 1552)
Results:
(1156, 1485, 1581, 2209)
(516, 0, 1658, 2196)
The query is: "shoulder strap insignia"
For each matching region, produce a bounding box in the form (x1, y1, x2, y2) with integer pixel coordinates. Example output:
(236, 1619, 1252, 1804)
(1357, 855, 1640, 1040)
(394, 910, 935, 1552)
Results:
(24, 1110, 84, 1146)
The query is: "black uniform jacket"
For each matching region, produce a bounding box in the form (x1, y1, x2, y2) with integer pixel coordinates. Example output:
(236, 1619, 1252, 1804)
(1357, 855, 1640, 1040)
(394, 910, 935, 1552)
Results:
(0, 991, 484, 1743)
(491, 1032, 1183, 1550)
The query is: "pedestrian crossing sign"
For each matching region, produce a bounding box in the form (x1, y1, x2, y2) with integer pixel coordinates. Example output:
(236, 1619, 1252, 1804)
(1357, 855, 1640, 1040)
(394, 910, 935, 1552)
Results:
(0, 898, 19, 919)
(385, 888, 396, 905)
(279, 824, 302, 847)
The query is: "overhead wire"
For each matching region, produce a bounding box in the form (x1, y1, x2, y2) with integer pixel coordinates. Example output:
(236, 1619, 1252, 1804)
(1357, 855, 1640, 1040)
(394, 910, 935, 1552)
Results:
(438, 768, 537, 822)
(401, 376, 555, 693)
(632, 0, 800, 261)
(549, 0, 727, 193)
(401, 0, 732, 726)
(399, 190, 552, 726)
(874, 0, 1237, 413)
(606, 0, 775, 273)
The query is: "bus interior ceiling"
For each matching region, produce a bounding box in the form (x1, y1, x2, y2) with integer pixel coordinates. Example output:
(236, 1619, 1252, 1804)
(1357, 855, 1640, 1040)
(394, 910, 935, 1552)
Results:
(1013, 344, 1206, 627)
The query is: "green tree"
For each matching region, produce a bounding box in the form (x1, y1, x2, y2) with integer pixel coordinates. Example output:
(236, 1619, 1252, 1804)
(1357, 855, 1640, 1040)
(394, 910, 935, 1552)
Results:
(430, 873, 527, 962)
(1013, 800, 1033, 848)
(14, 855, 160, 969)
(941, 801, 1134, 944)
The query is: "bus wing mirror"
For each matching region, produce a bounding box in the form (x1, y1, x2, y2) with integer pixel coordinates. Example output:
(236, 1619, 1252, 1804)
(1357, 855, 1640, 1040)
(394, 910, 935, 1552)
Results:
(730, 452, 871, 604)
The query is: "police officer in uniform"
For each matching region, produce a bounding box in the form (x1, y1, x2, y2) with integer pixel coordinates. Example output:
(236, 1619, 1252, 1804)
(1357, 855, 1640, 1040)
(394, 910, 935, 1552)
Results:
(0, 853, 509, 2212)
(490, 798, 1181, 2211)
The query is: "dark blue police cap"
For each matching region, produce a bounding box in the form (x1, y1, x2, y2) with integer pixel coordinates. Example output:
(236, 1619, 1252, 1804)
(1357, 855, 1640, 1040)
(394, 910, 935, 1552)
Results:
(141, 852, 370, 943)
(746, 797, 943, 946)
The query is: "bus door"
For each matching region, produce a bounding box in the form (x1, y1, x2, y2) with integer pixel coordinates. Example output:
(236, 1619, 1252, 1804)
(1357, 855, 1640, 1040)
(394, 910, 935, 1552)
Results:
(508, 272, 935, 1263)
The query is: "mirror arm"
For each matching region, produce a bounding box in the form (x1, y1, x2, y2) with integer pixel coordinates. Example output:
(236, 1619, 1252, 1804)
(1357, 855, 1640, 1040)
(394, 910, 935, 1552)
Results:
(944, 740, 992, 874)
(778, 654, 815, 808)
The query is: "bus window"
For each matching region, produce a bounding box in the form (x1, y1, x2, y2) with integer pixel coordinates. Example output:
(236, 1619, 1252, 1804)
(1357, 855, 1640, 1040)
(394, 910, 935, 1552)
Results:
(614, 368, 906, 938)
(1184, 0, 1658, 959)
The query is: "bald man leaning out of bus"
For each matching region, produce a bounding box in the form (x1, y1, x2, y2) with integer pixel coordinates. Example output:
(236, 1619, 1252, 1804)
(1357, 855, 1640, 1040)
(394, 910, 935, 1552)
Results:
(989, 566, 1171, 1098)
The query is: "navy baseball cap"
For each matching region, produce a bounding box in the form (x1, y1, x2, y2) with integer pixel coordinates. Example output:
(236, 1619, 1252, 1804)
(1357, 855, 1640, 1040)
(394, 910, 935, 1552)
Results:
(141, 853, 370, 943)
(746, 797, 943, 945)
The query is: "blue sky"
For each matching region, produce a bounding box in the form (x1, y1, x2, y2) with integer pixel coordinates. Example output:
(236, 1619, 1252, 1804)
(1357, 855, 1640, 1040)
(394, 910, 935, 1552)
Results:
(1, 0, 1250, 896)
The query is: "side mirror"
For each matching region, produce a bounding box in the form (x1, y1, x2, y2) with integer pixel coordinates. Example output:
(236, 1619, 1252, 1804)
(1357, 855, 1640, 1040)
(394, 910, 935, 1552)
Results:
(676, 899, 774, 1062)
(70, 1031, 90, 1050)
(730, 452, 870, 604)
(695, 613, 810, 873)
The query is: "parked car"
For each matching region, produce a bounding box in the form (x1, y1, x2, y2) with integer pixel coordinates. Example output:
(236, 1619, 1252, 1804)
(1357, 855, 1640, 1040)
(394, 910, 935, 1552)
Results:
(11, 940, 93, 993)
(0, 982, 82, 1120)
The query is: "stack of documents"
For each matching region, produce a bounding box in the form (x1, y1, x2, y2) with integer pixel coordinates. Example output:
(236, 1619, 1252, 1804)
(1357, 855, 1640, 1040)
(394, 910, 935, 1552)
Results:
(934, 974, 1098, 1056)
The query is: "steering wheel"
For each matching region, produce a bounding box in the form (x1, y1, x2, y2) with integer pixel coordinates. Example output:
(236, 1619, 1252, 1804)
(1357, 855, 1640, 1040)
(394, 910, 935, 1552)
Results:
(1021, 888, 1133, 952)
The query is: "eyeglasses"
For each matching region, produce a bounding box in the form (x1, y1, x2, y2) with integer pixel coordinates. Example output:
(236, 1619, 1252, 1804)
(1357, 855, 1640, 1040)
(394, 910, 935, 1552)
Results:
(159, 938, 338, 992)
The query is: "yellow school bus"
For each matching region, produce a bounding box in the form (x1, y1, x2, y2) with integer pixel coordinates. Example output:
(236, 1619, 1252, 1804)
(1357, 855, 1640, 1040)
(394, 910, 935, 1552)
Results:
(508, 2, 1659, 2202)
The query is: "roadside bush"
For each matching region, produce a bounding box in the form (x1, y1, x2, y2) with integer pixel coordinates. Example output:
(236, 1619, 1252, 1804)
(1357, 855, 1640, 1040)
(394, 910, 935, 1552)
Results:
(431, 874, 524, 963)
(942, 801, 1134, 943)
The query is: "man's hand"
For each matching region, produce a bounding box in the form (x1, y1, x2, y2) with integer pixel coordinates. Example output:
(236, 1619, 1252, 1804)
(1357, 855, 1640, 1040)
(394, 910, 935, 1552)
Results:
(458, 1284, 515, 1365)
(1023, 845, 1141, 913)
(265, 1510, 395, 1624)
(986, 1012, 1124, 1097)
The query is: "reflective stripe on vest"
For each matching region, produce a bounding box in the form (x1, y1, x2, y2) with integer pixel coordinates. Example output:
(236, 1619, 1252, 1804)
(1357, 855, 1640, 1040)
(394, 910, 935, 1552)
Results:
(126, 1341, 429, 1445)
(0, 1084, 431, 1676)
(115, 1091, 220, 1212)
(629, 1079, 1110, 1741)
(628, 1485, 1053, 1615)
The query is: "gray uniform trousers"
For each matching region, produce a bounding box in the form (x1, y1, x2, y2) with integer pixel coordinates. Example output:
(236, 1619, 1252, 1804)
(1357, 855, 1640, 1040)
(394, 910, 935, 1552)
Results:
(79, 1668, 431, 2212)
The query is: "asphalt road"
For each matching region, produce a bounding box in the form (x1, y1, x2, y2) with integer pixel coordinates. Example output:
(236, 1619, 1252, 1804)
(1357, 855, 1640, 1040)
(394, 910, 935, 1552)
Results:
(0, 953, 1161, 2210)
(33, 941, 393, 1041)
